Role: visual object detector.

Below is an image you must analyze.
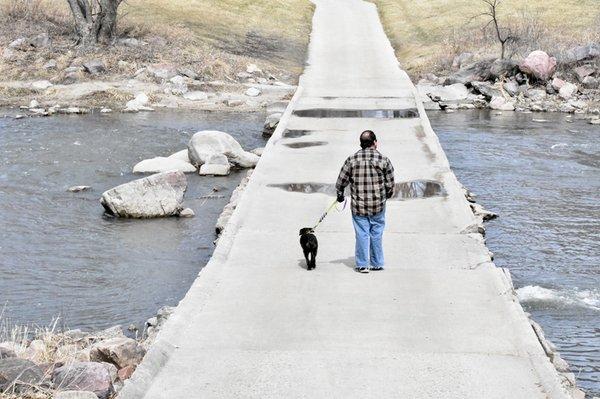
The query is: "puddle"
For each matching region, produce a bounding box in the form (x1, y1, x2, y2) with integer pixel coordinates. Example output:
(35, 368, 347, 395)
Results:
(283, 141, 327, 148)
(267, 180, 446, 200)
(292, 108, 419, 118)
(283, 129, 313, 138)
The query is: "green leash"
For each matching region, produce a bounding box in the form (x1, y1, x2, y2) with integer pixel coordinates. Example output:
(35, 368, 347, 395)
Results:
(313, 198, 347, 230)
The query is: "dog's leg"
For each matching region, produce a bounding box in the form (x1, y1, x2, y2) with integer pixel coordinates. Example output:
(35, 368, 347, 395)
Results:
(303, 250, 311, 270)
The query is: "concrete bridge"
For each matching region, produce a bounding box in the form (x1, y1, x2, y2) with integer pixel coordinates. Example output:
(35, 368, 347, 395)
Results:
(120, 0, 574, 397)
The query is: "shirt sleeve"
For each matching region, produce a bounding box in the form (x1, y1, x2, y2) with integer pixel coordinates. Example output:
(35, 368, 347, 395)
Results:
(336, 158, 351, 196)
(384, 158, 395, 199)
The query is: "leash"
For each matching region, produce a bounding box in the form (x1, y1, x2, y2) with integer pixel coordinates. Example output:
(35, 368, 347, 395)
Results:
(313, 197, 347, 230)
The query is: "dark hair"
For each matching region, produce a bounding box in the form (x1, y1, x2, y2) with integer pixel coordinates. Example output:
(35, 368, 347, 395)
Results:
(360, 130, 377, 149)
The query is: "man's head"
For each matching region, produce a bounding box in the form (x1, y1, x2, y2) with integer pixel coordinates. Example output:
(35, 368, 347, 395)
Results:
(360, 130, 377, 149)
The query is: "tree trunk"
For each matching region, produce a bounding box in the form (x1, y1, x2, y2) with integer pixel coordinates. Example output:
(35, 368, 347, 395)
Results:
(66, 0, 122, 46)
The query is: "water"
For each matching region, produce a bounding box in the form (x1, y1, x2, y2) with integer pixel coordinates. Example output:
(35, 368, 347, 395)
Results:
(429, 110, 599, 396)
(0, 109, 266, 331)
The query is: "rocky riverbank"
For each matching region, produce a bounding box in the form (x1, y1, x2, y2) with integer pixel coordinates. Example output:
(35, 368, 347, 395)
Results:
(0, 307, 173, 399)
(416, 46, 600, 123)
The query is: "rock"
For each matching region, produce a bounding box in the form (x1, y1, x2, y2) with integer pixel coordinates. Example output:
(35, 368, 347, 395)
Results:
(167, 149, 190, 163)
(169, 75, 188, 95)
(183, 91, 208, 101)
(582, 76, 599, 89)
(31, 80, 53, 90)
(0, 358, 44, 393)
(525, 88, 547, 101)
(417, 82, 469, 102)
(2, 47, 15, 61)
(90, 337, 146, 369)
(503, 81, 519, 97)
(8, 37, 29, 50)
(564, 43, 600, 63)
(117, 365, 135, 381)
(551, 77, 566, 91)
(55, 344, 89, 362)
(251, 147, 264, 156)
(215, 171, 252, 234)
(178, 68, 198, 79)
(246, 64, 262, 74)
(245, 87, 261, 97)
(52, 362, 114, 399)
(568, 99, 587, 110)
(83, 59, 106, 75)
(54, 391, 98, 399)
(94, 325, 125, 340)
(43, 59, 57, 70)
(451, 52, 473, 70)
(22, 339, 46, 363)
(470, 203, 498, 221)
(102, 362, 118, 383)
(489, 59, 519, 79)
(133, 157, 196, 174)
(489, 96, 515, 111)
(188, 130, 259, 168)
(444, 59, 494, 85)
(100, 108, 112, 113)
(147, 63, 178, 80)
(0, 347, 16, 359)
(100, 171, 187, 218)
(519, 50, 557, 81)
(225, 99, 244, 107)
(117, 38, 142, 47)
(30, 33, 50, 48)
(179, 208, 195, 218)
(470, 81, 501, 99)
(67, 185, 91, 193)
(125, 93, 152, 112)
(29, 99, 40, 108)
(573, 65, 595, 82)
(589, 118, 600, 125)
(559, 82, 578, 100)
(199, 153, 231, 176)
(263, 112, 282, 137)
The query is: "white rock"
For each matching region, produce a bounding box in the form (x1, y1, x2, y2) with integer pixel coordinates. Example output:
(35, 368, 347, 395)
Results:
(589, 118, 600, 125)
(489, 96, 515, 111)
(183, 91, 208, 101)
(188, 130, 259, 168)
(100, 171, 187, 218)
(416, 83, 469, 102)
(167, 150, 190, 163)
(100, 108, 112, 113)
(199, 164, 231, 176)
(133, 157, 196, 174)
(169, 75, 188, 95)
(125, 93, 151, 112)
(179, 208, 195, 218)
(68, 185, 91, 192)
(29, 99, 39, 108)
(225, 99, 244, 107)
(30, 80, 53, 90)
(2, 47, 16, 60)
(559, 83, 578, 100)
(245, 87, 261, 97)
(246, 64, 262, 74)
(251, 147, 264, 156)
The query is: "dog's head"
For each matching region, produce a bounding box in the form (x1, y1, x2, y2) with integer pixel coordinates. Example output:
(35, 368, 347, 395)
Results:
(299, 227, 315, 236)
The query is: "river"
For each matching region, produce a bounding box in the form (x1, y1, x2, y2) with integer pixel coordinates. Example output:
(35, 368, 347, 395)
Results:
(0, 108, 598, 395)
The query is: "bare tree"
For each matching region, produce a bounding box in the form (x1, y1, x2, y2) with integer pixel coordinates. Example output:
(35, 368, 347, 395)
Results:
(66, 0, 124, 46)
(474, 0, 516, 59)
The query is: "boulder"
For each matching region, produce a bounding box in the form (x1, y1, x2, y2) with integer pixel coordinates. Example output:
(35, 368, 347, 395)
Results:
(100, 171, 187, 218)
(117, 365, 136, 381)
(0, 358, 44, 393)
(54, 391, 98, 399)
(169, 75, 188, 95)
(125, 93, 152, 112)
(582, 76, 599, 89)
(559, 82, 578, 100)
(83, 60, 106, 75)
(133, 157, 196, 174)
(2, 48, 16, 61)
(551, 77, 566, 91)
(178, 68, 198, 80)
(245, 87, 261, 97)
(564, 43, 600, 63)
(188, 130, 259, 168)
(8, 37, 30, 50)
(451, 52, 473, 70)
(262, 112, 282, 137)
(444, 59, 494, 85)
(30, 33, 50, 48)
(199, 153, 231, 176)
(0, 347, 16, 359)
(417, 83, 469, 102)
(251, 147, 264, 156)
(489, 59, 519, 79)
(590, 118, 600, 125)
(525, 88, 547, 101)
(31, 80, 53, 90)
(147, 63, 178, 80)
(55, 344, 90, 363)
(179, 208, 195, 218)
(519, 50, 556, 81)
(90, 337, 145, 369)
(573, 65, 595, 82)
(503, 81, 519, 97)
(489, 96, 515, 111)
(183, 91, 208, 101)
(52, 362, 114, 399)
(167, 149, 190, 163)
(470, 81, 501, 99)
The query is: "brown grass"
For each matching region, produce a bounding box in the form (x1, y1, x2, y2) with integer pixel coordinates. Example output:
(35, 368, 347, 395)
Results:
(371, 0, 600, 78)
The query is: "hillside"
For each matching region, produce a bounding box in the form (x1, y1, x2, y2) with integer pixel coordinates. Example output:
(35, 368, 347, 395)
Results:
(372, 0, 600, 78)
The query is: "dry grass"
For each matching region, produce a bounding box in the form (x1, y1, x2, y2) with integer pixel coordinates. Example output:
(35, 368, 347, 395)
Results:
(371, 0, 600, 78)
(0, 0, 314, 82)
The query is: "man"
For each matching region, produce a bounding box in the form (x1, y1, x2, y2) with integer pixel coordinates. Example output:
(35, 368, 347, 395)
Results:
(335, 130, 395, 273)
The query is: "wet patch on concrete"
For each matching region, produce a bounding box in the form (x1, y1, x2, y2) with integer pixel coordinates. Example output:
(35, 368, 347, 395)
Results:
(292, 108, 419, 119)
(268, 180, 446, 200)
(283, 141, 328, 148)
(282, 129, 313, 138)
(414, 125, 437, 161)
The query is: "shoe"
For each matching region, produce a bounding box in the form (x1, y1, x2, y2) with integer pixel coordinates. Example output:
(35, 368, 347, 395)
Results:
(355, 267, 369, 274)
(370, 266, 384, 271)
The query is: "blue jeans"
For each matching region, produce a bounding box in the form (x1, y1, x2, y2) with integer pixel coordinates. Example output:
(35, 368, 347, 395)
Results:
(351, 209, 386, 268)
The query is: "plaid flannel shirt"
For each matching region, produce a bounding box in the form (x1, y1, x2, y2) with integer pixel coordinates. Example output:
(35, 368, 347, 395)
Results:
(336, 148, 395, 216)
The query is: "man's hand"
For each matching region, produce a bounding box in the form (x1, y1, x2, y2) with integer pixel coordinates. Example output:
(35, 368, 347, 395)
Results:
(337, 192, 345, 203)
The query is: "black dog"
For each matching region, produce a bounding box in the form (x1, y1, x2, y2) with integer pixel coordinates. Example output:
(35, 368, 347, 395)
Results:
(299, 227, 318, 270)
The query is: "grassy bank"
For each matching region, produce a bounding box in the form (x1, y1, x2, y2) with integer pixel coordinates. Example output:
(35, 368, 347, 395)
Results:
(0, 0, 314, 81)
(371, 0, 600, 78)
